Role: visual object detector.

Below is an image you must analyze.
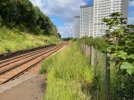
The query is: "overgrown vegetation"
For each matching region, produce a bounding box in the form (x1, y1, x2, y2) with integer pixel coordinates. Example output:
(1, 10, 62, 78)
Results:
(41, 42, 93, 100)
(79, 37, 107, 99)
(0, 27, 61, 53)
(80, 12, 134, 99)
(79, 36, 108, 52)
(0, 0, 62, 53)
(0, 0, 59, 36)
(103, 12, 134, 75)
(103, 12, 134, 99)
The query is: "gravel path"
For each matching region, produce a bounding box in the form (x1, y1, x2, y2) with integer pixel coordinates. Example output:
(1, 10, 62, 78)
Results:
(0, 74, 46, 100)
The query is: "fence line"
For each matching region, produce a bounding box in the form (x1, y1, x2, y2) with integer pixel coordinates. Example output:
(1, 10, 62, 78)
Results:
(81, 44, 134, 100)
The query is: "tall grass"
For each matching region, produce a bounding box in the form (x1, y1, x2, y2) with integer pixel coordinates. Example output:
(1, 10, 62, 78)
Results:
(41, 42, 93, 100)
(0, 27, 61, 53)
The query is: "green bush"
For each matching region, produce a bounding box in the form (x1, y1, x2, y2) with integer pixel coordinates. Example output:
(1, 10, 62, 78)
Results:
(0, 0, 59, 36)
(79, 36, 108, 52)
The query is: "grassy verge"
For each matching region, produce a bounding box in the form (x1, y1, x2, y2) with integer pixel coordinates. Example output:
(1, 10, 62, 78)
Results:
(41, 42, 93, 100)
(0, 27, 61, 53)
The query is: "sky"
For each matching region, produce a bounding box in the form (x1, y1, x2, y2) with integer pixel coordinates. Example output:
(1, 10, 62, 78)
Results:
(30, 0, 134, 38)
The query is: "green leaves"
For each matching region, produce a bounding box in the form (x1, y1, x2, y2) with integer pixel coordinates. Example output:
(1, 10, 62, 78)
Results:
(115, 51, 134, 74)
(121, 62, 134, 75)
(110, 12, 122, 17)
(102, 12, 134, 99)
(128, 54, 134, 59)
(116, 51, 127, 60)
(103, 12, 134, 75)
(0, 0, 58, 36)
(80, 36, 108, 52)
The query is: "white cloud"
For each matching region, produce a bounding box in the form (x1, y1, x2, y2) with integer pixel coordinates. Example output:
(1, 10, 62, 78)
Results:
(30, 0, 86, 22)
(30, 0, 86, 37)
(129, 0, 134, 6)
(58, 23, 74, 38)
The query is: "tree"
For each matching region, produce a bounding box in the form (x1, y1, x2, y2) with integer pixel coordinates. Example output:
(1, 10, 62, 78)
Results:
(0, 0, 58, 36)
(103, 12, 134, 100)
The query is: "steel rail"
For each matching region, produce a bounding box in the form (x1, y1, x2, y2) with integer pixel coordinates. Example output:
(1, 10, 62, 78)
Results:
(0, 42, 66, 85)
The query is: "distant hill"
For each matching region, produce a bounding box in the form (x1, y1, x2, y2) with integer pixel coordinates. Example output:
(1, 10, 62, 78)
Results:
(0, 0, 58, 36)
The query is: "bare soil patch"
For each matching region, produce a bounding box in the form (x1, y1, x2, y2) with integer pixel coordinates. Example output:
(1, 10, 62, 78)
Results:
(0, 74, 46, 100)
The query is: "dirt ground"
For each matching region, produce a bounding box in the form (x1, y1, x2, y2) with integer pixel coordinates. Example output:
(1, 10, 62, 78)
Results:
(0, 74, 46, 100)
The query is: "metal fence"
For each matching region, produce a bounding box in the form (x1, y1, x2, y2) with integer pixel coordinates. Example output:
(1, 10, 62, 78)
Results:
(81, 44, 134, 100)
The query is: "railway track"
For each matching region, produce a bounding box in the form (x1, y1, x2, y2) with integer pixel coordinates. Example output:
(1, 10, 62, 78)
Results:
(0, 42, 67, 85)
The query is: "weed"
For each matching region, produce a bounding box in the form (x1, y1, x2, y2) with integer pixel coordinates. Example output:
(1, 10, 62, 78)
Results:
(41, 42, 93, 100)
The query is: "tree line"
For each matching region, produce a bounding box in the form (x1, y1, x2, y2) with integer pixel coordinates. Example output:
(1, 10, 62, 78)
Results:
(0, 0, 59, 36)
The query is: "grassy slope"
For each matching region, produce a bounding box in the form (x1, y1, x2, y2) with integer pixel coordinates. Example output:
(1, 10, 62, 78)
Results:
(0, 27, 61, 53)
(41, 42, 93, 100)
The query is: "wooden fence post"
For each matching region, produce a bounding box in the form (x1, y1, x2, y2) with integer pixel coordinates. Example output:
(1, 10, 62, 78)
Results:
(105, 51, 110, 100)
(91, 46, 94, 66)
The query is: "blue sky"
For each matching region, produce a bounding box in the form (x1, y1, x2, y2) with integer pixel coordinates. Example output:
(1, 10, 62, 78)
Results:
(30, 0, 134, 38)
(49, 0, 94, 27)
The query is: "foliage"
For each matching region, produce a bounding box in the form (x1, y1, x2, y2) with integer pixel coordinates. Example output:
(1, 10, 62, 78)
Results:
(0, 27, 61, 53)
(79, 36, 108, 52)
(0, 0, 59, 36)
(103, 12, 134, 75)
(79, 12, 134, 99)
(103, 12, 134, 99)
(62, 37, 74, 41)
(41, 42, 93, 100)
